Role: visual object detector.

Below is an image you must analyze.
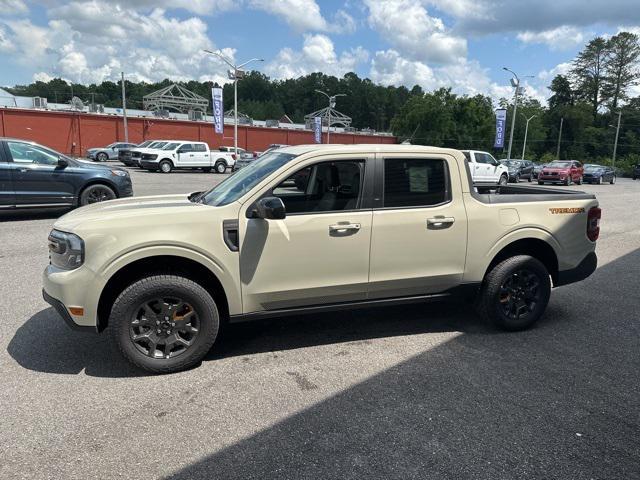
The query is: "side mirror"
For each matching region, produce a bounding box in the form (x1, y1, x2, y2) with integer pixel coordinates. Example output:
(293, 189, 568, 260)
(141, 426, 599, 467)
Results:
(251, 197, 286, 220)
(57, 157, 69, 167)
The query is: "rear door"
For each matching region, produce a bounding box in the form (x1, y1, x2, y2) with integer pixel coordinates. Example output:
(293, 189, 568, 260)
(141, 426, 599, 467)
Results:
(6, 140, 75, 207)
(368, 153, 468, 298)
(0, 142, 16, 208)
(192, 143, 210, 167)
(176, 143, 195, 167)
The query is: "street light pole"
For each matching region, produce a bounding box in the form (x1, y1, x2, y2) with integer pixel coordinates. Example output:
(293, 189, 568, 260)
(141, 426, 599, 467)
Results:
(612, 111, 622, 170)
(556, 117, 564, 159)
(315, 90, 346, 144)
(203, 50, 264, 156)
(521, 113, 537, 159)
(503, 67, 520, 160)
(121, 72, 129, 143)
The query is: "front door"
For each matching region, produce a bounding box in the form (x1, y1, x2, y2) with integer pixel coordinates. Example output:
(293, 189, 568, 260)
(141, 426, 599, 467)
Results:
(368, 154, 468, 298)
(6, 140, 75, 206)
(177, 144, 197, 167)
(0, 144, 15, 208)
(238, 155, 373, 313)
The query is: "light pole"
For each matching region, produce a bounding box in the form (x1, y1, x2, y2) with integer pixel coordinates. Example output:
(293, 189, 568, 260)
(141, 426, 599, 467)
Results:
(502, 68, 534, 160)
(556, 117, 564, 159)
(315, 90, 346, 143)
(610, 111, 622, 170)
(204, 50, 264, 156)
(121, 72, 129, 143)
(520, 113, 536, 159)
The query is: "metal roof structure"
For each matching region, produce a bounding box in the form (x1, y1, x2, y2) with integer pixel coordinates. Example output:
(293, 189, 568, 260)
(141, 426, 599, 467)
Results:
(143, 84, 208, 113)
(304, 107, 352, 127)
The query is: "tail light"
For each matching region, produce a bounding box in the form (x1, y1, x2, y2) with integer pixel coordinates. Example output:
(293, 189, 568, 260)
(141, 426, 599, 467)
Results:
(587, 206, 601, 241)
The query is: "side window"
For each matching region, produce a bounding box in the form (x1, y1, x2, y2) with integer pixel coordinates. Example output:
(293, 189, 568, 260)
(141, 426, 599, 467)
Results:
(476, 153, 488, 164)
(462, 151, 471, 162)
(7, 141, 59, 166)
(194, 144, 207, 152)
(486, 154, 498, 166)
(271, 160, 365, 214)
(180, 144, 194, 152)
(384, 158, 448, 208)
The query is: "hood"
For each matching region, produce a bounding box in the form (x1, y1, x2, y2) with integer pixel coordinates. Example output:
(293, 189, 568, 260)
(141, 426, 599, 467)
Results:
(53, 194, 201, 232)
(74, 159, 127, 171)
(542, 167, 570, 173)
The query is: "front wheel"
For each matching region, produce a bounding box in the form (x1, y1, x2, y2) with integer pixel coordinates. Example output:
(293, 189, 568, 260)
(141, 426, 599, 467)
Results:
(109, 275, 220, 373)
(475, 255, 551, 331)
(527, 175, 532, 182)
(576, 176, 582, 185)
(610, 175, 616, 185)
(80, 184, 116, 206)
(498, 174, 508, 186)
(159, 160, 173, 173)
(96, 152, 108, 162)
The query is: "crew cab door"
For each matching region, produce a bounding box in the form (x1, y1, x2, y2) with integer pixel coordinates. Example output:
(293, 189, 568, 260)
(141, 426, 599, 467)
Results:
(238, 154, 374, 313)
(0, 142, 16, 208)
(368, 153, 468, 298)
(176, 143, 197, 167)
(485, 153, 502, 182)
(5, 140, 75, 206)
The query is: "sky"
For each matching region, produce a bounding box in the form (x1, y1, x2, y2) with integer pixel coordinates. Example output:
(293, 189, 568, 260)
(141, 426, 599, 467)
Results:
(1, 0, 640, 104)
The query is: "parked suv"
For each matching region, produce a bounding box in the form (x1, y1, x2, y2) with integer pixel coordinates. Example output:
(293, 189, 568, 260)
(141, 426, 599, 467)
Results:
(43, 145, 600, 373)
(501, 160, 535, 182)
(538, 160, 584, 185)
(1, 138, 132, 208)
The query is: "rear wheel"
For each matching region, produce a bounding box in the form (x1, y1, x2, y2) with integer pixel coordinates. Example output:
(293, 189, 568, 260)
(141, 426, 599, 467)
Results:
(610, 175, 616, 185)
(527, 175, 532, 182)
(475, 255, 551, 331)
(96, 152, 108, 162)
(80, 184, 116, 206)
(159, 160, 173, 173)
(514, 173, 520, 183)
(109, 275, 220, 373)
(565, 176, 572, 186)
(538, 180, 544, 185)
(215, 161, 227, 174)
(577, 176, 583, 185)
(597, 176, 603, 185)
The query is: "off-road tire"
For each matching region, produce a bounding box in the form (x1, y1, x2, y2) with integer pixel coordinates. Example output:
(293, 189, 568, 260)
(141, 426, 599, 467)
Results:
(108, 275, 219, 374)
(475, 255, 551, 331)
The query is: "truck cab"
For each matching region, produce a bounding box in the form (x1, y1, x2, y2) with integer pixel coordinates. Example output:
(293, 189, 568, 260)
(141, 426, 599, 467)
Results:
(461, 150, 509, 186)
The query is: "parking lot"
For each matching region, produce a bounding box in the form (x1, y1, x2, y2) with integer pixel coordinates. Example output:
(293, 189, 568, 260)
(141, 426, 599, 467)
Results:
(1, 166, 639, 479)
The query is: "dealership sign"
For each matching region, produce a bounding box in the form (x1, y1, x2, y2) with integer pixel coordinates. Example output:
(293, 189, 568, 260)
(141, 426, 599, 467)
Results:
(494, 109, 507, 149)
(313, 117, 322, 143)
(212, 87, 223, 134)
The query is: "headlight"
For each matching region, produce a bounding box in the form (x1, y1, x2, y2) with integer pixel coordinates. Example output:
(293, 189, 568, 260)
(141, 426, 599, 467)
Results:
(111, 169, 128, 177)
(48, 230, 85, 270)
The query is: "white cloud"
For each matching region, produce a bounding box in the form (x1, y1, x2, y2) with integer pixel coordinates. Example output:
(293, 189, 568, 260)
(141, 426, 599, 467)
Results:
(266, 34, 368, 79)
(249, 0, 328, 31)
(0, 0, 28, 15)
(331, 9, 357, 35)
(369, 49, 436, 89)
(364, 0, 466, 64)
(517, 26, 586, 50)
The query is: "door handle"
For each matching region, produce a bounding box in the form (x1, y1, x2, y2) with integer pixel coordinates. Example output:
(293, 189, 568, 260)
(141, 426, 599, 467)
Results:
(427, 216, 455, 229)
(18, 168, 28, 173)
(329, 223, 361, 234)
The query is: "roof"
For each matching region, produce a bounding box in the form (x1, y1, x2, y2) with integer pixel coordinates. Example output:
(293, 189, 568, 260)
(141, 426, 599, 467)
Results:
(278, 143, 458, 156)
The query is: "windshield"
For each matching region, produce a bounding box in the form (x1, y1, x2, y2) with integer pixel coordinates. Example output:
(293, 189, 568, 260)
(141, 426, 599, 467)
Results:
(201, 152, 296, 206)
(138, 140, 153, 147)
(547, 161, 571, 168)
(149, 141, 168, 149)
(162, 143, 180, 150)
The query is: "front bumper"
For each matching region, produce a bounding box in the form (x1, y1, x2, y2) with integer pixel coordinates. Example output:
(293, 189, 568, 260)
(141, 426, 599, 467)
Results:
(42, 265, 101, 331)
(556, 251, 597, 287)
(140, 160, 160, 170)
(538, 175, 567, 183)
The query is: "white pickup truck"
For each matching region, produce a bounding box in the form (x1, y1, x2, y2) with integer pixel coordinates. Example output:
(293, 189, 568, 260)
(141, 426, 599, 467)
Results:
(43, 144, 600, 373)
(461, 150, 509, 186)
(140, 141, 237, 173)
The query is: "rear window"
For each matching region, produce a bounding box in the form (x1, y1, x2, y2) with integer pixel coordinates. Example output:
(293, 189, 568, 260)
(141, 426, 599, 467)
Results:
(383, 158, 448, 208)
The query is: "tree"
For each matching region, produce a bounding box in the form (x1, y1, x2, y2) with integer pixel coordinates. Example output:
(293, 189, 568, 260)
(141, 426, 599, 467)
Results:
(571, 37, 608, 118)
(603, 31, 640, 111)
(548, 75, 574, 109)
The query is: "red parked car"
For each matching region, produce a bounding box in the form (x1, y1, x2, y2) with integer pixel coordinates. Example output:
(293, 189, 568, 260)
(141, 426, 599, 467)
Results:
(538, 160, 584, 185)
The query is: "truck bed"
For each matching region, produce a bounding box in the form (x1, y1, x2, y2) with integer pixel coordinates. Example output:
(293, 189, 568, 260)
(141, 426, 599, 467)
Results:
(473, 184, 596, 204)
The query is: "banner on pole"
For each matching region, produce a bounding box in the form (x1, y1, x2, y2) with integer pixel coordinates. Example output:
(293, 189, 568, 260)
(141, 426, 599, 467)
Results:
(313, 117, 322, 144)
(212, 87, 223, 134)
(494, 109, 507, 149)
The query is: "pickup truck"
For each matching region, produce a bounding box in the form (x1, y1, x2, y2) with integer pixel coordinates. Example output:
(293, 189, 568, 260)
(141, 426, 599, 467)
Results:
(140, 142, 236, 173)
(461, 150, 509, 186)
(42, 145, 600, 373)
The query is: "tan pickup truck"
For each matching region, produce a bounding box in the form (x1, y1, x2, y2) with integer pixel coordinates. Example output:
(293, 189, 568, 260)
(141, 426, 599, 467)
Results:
(43, 145, 600, 373)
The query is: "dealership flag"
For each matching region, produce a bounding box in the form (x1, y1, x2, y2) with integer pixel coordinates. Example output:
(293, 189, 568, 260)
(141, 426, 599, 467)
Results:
(313, 117, 322, 144)
(494, 109, 507, 149)
(212, 87, 224, 134)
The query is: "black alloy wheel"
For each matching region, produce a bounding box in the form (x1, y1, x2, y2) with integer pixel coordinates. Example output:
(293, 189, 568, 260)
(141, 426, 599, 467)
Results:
(129, 297, 200, 359)
(80, 184, 116, 205)
(498, 269, 542, 324)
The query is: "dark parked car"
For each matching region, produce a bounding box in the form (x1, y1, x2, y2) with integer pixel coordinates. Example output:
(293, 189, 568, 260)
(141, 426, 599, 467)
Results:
(583, 164, 616, 184)
(633, 164, 640, 180)
(500, 159, 534, 182)
(0, 138, 133, 209)
(118, 140, 155, 166)
(532, 163, 547, 179)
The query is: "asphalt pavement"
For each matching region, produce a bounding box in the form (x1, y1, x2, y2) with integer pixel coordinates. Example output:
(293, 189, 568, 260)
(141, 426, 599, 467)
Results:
(1, 165, 639, 479)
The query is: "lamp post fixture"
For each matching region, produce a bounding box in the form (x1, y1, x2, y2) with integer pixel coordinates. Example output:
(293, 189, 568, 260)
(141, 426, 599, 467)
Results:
(204, 50, 264, 156)
(502, 68, 534, 160)
(315, 90, 346, 143)
(520, 113, 537, 160)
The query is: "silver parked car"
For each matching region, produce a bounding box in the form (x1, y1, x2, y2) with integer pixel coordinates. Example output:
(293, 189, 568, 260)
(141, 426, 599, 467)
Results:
(87, 142, 138, 162)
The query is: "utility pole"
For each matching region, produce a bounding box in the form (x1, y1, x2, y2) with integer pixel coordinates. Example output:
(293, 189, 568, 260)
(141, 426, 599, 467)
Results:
(503, 67, 519, 160)
(556, 117, 564, 159)
(612, 111, 621, 169)
(315, 90, 346, 144)
(203, 50, 264, 156)
(521, 114, 537, 159)
(121, 72, 129, 143)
